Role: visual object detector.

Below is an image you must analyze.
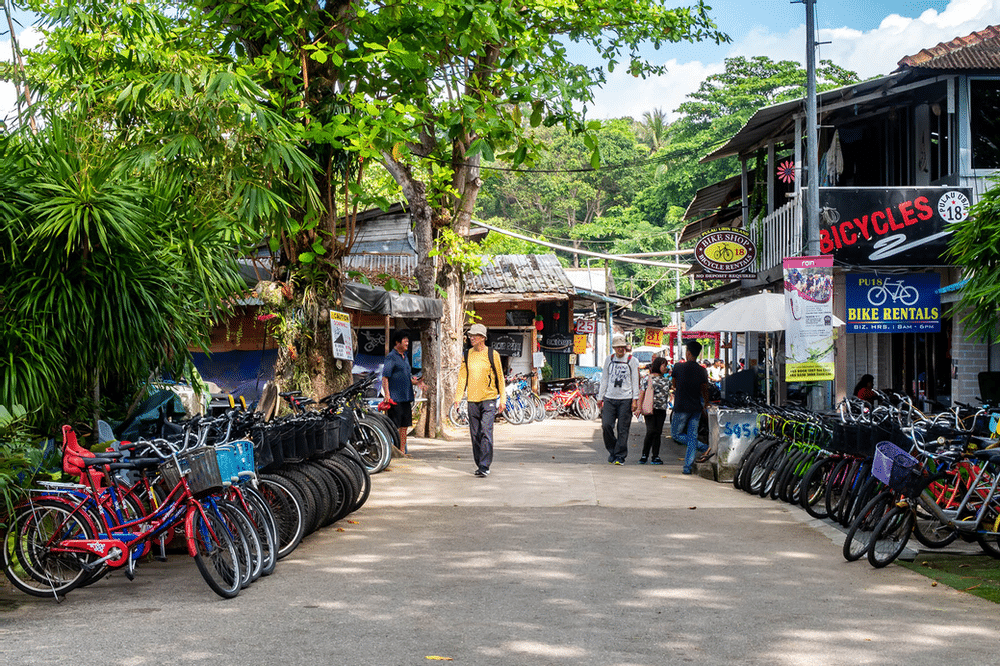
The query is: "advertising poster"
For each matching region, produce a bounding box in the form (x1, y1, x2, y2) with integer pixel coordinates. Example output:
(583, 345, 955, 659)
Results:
(329, 310, 354, 361)
(644, 328, 663, 347)
(784, 256, 835, 382)
(573, 334, 588, 355)
(845, 273, 941, 333)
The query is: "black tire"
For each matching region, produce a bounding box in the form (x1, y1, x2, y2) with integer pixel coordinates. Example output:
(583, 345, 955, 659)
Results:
(332, 448, 372, 512)
(800, 456, 836, 519)
(190, 504, 242, 598)
(838, 460, 874, 527)
(766, 450, 794, 500)
(320, 455, 364, 517)
(2, 499, 98, 598)
(298, 463, 340, 529)
(732, 437, 767, 492)
(257, 474, 306, 559)
(277, 467, 324, 535)
(911, 477, 959, 549)
(218, 501, 261, 588)
(868, 504, 915, 568)
(353, 416, 393, 474)
(843, 490, 895, 562)
(824, 458, 854, 523)
(759, 445, 790, 498)
(743, 440, 781, 495)
(240, 487, 278, 576)
(318, 461, 355, 525)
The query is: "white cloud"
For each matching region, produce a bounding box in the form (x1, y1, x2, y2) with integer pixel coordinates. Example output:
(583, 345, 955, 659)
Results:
(587, 0, 999, 120)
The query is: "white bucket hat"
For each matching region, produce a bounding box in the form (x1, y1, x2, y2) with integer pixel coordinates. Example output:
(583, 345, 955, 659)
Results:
(611, 333, 627, 347)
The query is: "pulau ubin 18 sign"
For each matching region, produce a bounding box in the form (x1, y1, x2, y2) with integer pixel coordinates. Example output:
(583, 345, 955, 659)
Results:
(694, 228, 757, 279)
(818, 187, 972, 266)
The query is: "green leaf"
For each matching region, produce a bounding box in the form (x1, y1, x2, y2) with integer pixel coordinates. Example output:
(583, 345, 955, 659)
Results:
(298, 252, 315, 263)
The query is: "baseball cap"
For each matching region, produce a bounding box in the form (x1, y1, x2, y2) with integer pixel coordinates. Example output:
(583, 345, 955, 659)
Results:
(468, 323, 488, 337)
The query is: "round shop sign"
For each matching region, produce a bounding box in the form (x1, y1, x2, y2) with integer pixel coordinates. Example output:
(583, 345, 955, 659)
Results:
(937, 190, 970, 223)
(694, 228, 757, 274)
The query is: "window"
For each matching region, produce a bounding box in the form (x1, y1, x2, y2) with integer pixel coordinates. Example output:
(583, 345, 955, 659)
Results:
(971, 79, 1000, 170)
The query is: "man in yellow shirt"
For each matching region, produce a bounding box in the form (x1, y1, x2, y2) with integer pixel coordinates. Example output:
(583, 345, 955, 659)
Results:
(454, 323, 506, 477)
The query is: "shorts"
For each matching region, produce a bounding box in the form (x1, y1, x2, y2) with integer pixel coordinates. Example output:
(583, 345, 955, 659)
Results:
(386, 401, 413, 428)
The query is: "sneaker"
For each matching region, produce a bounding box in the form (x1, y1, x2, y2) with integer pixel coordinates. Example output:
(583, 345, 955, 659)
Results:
(682, 469, 693, 475)
(607, 454, 616, 463)
(474, 469, 486, 477)
(651, 457, 663, 465)
(638, 456, 648, 465)
(482, 468, 490, 476)
(613, 459, 624, 465)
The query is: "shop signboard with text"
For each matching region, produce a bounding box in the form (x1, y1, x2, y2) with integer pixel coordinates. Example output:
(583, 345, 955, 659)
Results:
(844, 273, 941, 333)
(819, 187, 972, 266)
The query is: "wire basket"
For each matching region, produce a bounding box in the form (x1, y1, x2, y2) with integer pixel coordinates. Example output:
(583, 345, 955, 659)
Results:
(159, 447, 224, 498)
(872, 441, 923, 497)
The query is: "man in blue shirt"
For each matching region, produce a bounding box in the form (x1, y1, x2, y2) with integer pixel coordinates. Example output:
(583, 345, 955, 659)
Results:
(381, 330, 426, 454)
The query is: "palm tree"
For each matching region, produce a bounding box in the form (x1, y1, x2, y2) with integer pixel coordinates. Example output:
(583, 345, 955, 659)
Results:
(641, 107, 669, 152)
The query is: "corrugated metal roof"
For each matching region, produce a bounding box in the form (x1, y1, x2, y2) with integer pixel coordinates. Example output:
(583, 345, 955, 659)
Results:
(342, 254, 417, 280)
(897, 25, 1000, 71)
(466, 254, 576, 295)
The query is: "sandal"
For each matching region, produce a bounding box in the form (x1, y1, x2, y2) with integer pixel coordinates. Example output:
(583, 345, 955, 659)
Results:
(695, 451, 716, 464)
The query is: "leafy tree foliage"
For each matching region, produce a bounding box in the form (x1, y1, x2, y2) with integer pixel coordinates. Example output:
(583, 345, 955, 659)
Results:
(948, 178, 1000, 342)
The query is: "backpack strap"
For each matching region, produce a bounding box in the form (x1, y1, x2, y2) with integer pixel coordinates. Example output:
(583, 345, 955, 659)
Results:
(465, 345, 502, 395)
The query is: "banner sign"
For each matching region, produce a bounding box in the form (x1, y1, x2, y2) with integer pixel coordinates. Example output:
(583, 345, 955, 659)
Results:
(694, 228, 758, 279)
(845, 273, 941, 333)
(329, 311, 354, 361)
(784, 256, 835, 382)
(818, 187, 972, 266)
(573, 334, 588, 355)
(357, 329, 386, 356)
(644, 328, 663, 346)
(492, 333, 524, 357)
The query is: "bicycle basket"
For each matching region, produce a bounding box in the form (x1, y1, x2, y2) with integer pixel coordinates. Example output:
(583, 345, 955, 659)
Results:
(214, 443, 241, 485)
(872, 441, 923, 497)
(249, 424, 277, 470)
(158, 447, 224, 498)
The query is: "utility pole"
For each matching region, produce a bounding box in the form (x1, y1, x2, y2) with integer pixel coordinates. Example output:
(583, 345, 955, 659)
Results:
(804, 0, 820, 255)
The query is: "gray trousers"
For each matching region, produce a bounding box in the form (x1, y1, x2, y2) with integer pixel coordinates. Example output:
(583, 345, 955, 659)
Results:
(601, 397, 632, 461)
(467, 400, 496, 471)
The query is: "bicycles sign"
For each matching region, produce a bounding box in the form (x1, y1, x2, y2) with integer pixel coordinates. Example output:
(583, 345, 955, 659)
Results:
(844, 273, 940, 333)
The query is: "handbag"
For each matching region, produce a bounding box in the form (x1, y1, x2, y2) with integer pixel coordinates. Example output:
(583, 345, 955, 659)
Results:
(640, 384, 655, 416)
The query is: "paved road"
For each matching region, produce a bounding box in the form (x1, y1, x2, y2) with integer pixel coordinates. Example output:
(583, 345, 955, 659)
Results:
(3, 418, 999, 665)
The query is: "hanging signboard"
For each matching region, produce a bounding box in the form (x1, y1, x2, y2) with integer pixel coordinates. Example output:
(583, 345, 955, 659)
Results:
(784, 256, 835, 382)
(845, 273, 941, 333)
(575, 319, 596, 334)
(542, 332, 573, 352)
(505, 309, 535, 326)
(644, 328, 663, 346)
(818, 187, 972, 266)
(693, 228, 758, 280)
(573, 334, 588, 355)
(329, 311, 354, 361)
(492, 333, 524, 357)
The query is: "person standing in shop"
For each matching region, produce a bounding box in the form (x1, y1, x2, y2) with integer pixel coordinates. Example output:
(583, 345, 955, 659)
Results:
(381, 330, 426, 455)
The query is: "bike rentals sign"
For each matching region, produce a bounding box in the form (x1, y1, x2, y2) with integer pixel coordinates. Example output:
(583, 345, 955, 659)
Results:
(845, 273, 941, 333)
(693, 228, 757, 280)
(784, 256, 834, 382)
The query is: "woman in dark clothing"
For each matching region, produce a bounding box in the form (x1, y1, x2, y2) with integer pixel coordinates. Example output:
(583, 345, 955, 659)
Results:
(637, 357, 672, 464)
(853, 374, 877, 403)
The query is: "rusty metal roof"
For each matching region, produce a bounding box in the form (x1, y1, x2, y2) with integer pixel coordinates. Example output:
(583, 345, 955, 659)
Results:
(896, 25, 1000, 71)
(466, 254, 575, 296)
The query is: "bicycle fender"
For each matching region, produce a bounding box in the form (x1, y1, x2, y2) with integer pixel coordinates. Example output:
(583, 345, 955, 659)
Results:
(184, 507, 200, 558)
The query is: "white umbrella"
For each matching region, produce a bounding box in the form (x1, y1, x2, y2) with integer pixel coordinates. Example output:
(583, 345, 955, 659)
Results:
(694, 292, 844, 332)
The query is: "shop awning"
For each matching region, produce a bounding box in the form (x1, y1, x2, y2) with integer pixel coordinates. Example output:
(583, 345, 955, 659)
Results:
(343, 282, 443, 319)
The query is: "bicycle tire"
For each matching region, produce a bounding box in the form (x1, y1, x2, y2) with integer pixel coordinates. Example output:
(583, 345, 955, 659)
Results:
(843, 490, 894, 562)
(190, 504, 242, 598)
(732, 436, 767, 492)
(321, 454, 367, 514)
(538, 394, 557, 420)
(2, 500, 98, 598)
(319, 461, 356, 525)
(353, 416, 393, 474)
(771, 448, 800, 501)
(298, 462, 340, 528)
(334, 447, 372, 512)
(218, 501, 261, 588)
(365, 409, 402, 451)
(278, 467, 325, 535)
(257, 474, 306, 559)
(868, 504, 915, 568)
(800, 455, 836, 518)
(449, 401, 470, 427)
(240, 487, 278, 576)
(824, 458, 854, 523)
(743, 440, 781, 495)
(841, 472, 881, 528)
(911, 477, 960, 549)
(758, 445, 791, 498)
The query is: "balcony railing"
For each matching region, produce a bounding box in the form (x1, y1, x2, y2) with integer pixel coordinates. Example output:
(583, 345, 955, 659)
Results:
(748, 197, 802, 274)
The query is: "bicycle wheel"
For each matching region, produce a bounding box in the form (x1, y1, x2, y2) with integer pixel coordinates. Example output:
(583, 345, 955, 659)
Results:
(449, 400, 470, 427)
(257, 473, 306, 559)
(275, 467, 324, 536)
(539, 394, 557, 420)
(240, 487, 278, 576)
(190, 504, 242, 598)
(218, 501, 261, 587)
(824, 458, 854, 522)
(2, 500, 97, 598)
(868, 504, 915, 568)
(335, 447, 372, 512)
(843, 490, 894, 562)
(353, 416, 393, 474)
(911, 478, 959, 549)
(800, 455, 835, 518)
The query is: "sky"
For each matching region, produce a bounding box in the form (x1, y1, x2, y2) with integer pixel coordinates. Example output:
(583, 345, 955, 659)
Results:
(1, 1, 998, 123)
